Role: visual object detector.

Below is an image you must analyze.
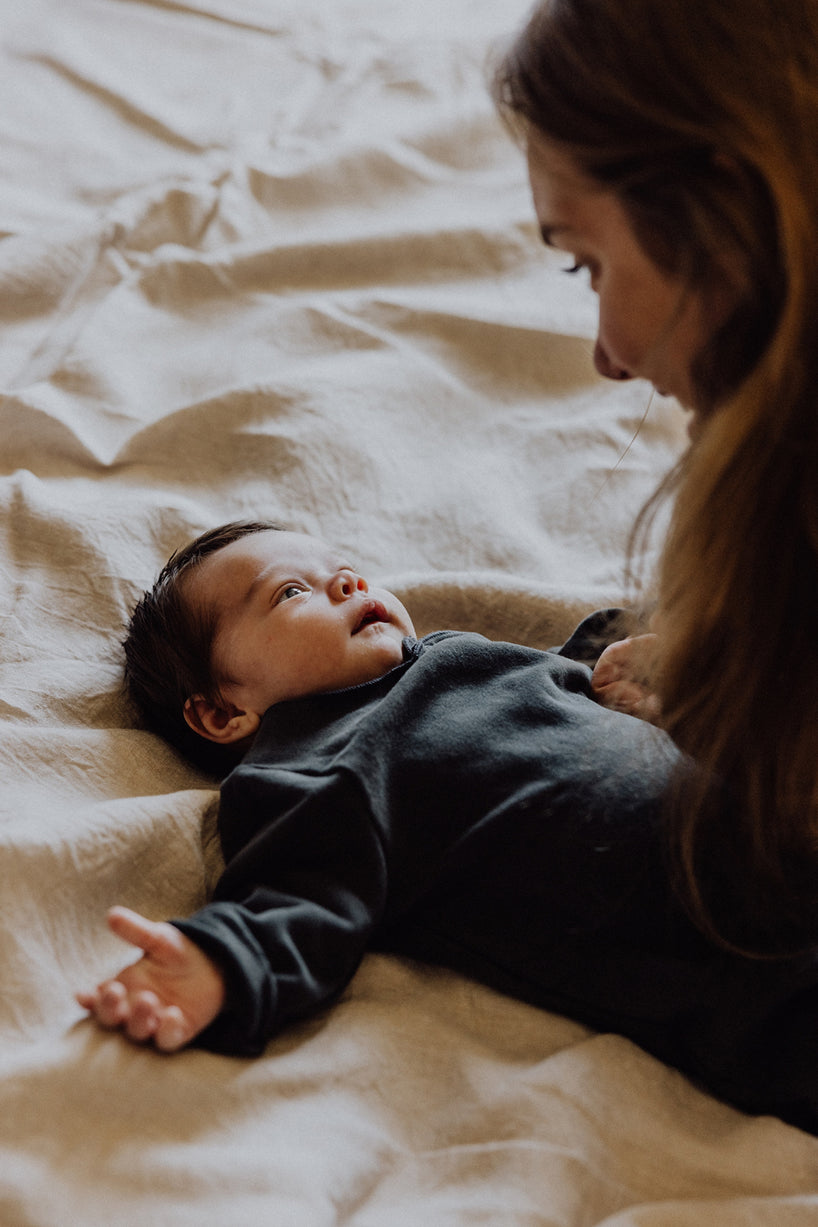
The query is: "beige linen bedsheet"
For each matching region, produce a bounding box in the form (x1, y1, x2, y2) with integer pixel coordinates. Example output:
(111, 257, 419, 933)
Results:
(1, 0, 816, 1222)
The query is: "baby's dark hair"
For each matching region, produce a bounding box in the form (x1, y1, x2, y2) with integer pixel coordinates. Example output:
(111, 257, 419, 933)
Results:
(124, 520, 284, 774)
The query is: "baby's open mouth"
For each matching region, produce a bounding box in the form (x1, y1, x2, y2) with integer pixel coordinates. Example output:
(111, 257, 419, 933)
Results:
(352, 600, 389, 634)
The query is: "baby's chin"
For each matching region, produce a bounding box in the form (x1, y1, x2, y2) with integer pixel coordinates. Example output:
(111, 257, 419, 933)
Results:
(376, 591, 415, 641)
(354, 628, 410, 678)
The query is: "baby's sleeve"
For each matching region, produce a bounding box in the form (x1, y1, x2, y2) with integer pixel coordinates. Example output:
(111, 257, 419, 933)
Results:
(172, 767, 388, 1056)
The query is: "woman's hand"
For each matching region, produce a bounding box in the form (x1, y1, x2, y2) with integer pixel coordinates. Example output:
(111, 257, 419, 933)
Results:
(77, 906, 225, 1052)
(591, 633, 661, 722)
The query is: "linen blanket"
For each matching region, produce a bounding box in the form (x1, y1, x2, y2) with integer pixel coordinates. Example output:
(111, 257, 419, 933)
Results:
(1, 0, 816, 1222)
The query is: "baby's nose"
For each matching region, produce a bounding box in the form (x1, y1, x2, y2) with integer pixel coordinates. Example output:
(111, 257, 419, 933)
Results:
(330, 570, 368, 600)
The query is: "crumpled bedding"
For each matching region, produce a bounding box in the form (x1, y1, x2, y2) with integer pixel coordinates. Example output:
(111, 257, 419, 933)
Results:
(1, 0, 816, 1223)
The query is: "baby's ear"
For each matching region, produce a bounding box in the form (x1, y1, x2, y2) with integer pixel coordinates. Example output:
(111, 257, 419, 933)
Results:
(183, 695, 261, 744)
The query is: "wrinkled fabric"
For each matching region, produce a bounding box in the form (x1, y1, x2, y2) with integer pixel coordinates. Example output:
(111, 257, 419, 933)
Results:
(1, 0, 816, 1223)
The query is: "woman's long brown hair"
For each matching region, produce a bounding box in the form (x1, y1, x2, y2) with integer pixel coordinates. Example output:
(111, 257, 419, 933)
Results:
(494, 0, 818, 952)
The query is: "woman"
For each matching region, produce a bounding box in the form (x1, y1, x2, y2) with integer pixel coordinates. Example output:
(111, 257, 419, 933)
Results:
(493, 0, 818, 955)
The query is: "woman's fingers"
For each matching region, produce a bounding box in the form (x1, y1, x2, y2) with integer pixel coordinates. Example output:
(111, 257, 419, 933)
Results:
(593, 634, 659, 690)
(592, 640, 630, 688)
(592, 635, 661, 722)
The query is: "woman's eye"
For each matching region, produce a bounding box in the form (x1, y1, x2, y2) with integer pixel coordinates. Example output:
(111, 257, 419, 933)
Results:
(562, 259, 599, 291)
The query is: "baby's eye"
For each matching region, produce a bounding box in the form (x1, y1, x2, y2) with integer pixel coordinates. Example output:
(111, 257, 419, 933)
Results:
(278, 584, 307, 603)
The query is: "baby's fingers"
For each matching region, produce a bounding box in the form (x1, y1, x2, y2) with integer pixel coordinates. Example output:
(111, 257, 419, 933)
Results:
(107, 906, 180, 961)
(126, 990, 163, 1043)
(77, 979, 130, 1029)
(155, 1005, 189, 1053)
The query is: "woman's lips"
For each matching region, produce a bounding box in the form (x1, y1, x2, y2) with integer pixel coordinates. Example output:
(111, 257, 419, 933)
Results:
(352, 600, 389, 634)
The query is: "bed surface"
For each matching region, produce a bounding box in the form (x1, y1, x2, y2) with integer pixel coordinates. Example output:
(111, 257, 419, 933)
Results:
(1, 1, 817, 1222)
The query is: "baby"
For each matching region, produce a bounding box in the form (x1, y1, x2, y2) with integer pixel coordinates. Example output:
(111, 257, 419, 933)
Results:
(79, 522, 421, 1049)
(78, 521, 677, 1062)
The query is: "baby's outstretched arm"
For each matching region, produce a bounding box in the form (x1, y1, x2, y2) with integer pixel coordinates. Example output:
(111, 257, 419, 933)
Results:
(591, 633, 661, 722)
(77, 906, 225, 1052)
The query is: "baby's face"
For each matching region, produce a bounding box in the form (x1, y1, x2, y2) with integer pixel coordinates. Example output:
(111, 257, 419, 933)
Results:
(185, 531, 415, 717)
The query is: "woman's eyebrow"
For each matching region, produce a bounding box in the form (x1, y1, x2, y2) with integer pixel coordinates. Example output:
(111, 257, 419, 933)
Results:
(539, 223, 572, 247)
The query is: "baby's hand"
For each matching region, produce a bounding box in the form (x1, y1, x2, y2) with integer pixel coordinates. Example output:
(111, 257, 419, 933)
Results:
(591, 634, 661, 722)
(76, 906, 225, 1052)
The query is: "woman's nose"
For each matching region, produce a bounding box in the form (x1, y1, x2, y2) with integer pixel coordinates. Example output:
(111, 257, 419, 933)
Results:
(593, 339, 632, 382)
(329, 570, 368, 601)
